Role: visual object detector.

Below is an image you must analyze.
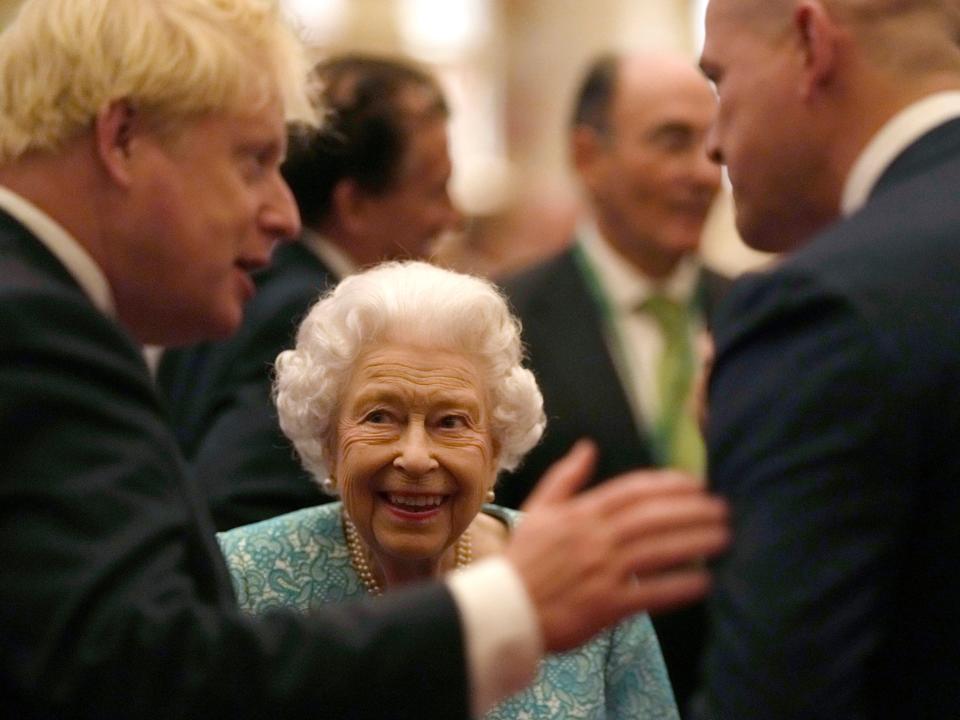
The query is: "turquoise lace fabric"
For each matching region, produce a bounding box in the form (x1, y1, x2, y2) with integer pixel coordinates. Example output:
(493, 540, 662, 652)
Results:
(219, 503, 679, 720)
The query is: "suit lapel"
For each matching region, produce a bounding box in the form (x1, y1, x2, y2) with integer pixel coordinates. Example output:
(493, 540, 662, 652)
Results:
(538, 249, 653, 453)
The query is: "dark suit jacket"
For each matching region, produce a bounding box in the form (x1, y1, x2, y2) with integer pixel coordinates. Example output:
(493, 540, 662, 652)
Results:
(703, 118, 960, 719)
(497, 245, 729, 715)
(498, 246, 729, 502)
(158, 240, 335, 531)
(0, 214, 467, 719)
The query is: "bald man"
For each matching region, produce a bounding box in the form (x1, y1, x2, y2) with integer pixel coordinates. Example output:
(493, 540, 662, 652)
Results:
(698, 0, 960, 717)
(498, 51, 728, 714)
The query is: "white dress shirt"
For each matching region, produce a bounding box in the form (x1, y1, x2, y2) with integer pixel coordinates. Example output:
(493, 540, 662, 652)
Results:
(578, 221, 702, 432)
(300, 228, 357, 281)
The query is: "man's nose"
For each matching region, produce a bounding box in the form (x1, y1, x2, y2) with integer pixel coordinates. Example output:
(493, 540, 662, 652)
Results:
(262, 172, 302, 242)
(393, 422, 439, 476)
(705, 123, 725, 167)
(694, 143, 723, 193)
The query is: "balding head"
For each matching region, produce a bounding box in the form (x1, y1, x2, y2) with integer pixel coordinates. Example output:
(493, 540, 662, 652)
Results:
(708, 0, 960, 75)
(701, 0, 960, 251)
(571, 51, 720, 277)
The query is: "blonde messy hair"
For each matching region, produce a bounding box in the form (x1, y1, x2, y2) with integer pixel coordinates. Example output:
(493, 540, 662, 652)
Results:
(0, 0, 316, 163)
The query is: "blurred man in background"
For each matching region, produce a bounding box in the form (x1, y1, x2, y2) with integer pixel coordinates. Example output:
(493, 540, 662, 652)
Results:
(498, 51, 726, 714)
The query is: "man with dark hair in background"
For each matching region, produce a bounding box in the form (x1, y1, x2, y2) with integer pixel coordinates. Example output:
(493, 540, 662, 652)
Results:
(159, 53, 461, 531)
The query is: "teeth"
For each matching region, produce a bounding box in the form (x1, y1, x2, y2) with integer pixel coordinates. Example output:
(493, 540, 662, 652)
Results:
(388, 494, 444, 508)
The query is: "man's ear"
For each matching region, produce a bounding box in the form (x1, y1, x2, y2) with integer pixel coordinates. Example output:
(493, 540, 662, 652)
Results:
(571, 125, 607, 189)
(794, 0, 842, 100)
(331, 178, 368, 237)
(93, 99, 139, 187)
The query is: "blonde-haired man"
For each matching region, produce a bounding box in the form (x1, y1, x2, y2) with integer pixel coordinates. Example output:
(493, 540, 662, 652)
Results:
(0, 1, 730, 717)
(698, 0, 960, 717)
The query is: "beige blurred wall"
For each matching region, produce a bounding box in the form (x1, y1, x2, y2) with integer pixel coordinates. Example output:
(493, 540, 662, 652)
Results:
(0, 0, 22, 28)
(0, 0, 770, 275)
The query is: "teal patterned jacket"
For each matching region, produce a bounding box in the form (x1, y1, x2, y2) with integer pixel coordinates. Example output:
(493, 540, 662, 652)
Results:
(218, 502, 679, 720)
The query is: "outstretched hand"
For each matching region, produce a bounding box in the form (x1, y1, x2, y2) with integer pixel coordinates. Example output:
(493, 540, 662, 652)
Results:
(505, 439, 729, 653)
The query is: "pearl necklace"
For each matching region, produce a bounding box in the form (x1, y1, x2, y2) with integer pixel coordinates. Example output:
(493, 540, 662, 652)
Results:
(342, 511, 473, 597)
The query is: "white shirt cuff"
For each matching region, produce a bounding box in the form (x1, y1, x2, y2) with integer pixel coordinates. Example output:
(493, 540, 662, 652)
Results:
(446, 556, 543, 718)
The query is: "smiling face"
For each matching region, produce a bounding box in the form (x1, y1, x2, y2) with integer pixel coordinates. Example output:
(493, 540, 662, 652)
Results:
(332, 342, 498, 584)
(109, 102, 299, 345)
(579, 55, 721, 277)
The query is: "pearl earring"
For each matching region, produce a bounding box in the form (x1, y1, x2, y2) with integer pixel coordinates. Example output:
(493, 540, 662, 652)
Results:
(485, 489, 495, 503)
(320, 476, 339, 496)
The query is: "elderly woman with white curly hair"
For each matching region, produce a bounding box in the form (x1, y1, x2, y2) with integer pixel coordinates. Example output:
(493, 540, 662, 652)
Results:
(218, 260, 680, 719)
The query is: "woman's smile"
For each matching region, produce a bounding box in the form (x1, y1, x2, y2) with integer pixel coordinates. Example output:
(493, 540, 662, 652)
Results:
(334, 342, 498, 579)
(381, 492, 450, 522)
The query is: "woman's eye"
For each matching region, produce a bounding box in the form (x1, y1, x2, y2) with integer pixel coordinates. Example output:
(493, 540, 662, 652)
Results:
(363, 410, 390, 424)
(438, 414, 467, 429)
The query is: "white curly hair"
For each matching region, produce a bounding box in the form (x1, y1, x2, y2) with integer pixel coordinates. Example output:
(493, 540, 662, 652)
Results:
(273, 260, 546, 482)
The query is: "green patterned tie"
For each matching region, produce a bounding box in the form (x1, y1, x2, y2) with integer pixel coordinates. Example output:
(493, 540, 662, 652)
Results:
(641, 294, 705, 475)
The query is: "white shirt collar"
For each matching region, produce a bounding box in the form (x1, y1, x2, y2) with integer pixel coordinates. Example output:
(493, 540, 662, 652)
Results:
(578, 219, 699, 313)
(0, 185, 115, 316)
(300, 228, 357, 281)
(841, 91, 960, 216)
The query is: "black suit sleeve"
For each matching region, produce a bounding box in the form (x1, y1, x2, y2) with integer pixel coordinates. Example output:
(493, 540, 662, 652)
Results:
(1, 279, 468, 719)
(701, 269, 911, 719)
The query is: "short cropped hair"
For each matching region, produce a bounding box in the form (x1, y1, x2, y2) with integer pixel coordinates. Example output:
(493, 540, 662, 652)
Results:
(570, 53, 620, 135)
(0, 0, 314, 164)
(282, 54, 449, 229)
(274, 261, 545, 480)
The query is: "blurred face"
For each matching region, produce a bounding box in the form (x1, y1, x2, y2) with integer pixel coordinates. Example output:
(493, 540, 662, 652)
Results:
(111, 102, 299, 345)
(700, 0, 835, 251)
(333, 342, 498, 581)
(583, 59, 721, 276)
(362, 116, 459, 261)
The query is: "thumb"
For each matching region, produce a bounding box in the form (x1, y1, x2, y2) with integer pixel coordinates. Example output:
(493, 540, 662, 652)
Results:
(521, 439, 597, 510)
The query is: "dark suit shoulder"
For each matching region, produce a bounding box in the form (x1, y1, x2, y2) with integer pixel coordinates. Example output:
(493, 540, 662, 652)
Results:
(499, 247, 578, 312)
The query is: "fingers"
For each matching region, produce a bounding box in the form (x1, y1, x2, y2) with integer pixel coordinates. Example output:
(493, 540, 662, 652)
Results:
(538, 566, 716, 652)
(617, 520, 730, 577)
(574, 469, 708, 519)
(610, 492, 729, 545)
(621, 569, 714, 616)
(521, 439, 597, 510)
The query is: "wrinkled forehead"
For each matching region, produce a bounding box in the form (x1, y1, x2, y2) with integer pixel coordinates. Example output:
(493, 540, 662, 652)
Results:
(343, 342, 492, 413)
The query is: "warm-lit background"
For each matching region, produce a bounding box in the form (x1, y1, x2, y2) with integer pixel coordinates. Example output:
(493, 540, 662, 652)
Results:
(0, 0, 770, 276)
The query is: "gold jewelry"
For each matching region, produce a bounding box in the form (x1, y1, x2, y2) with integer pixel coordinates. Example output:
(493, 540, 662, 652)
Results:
(342, 510, 472, 596)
